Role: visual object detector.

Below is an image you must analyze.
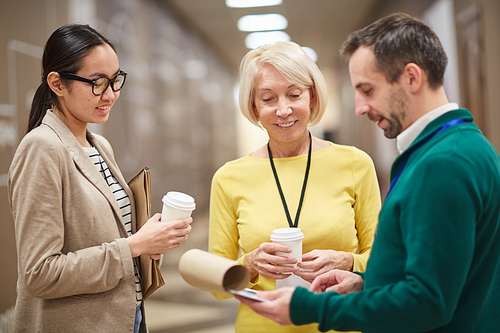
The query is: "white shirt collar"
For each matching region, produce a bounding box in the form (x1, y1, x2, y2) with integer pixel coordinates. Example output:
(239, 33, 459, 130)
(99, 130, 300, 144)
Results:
(396, 103, 459, 154)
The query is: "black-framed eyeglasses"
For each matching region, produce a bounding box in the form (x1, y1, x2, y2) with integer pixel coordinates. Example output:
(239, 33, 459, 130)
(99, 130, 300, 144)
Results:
(58, 70, 127, 96)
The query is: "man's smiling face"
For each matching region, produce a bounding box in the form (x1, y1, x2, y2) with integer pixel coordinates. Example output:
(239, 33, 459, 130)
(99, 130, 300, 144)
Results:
(349, 46, 411, 139)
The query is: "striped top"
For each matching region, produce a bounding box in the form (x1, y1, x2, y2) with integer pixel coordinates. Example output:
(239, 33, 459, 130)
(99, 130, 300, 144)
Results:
(84, 146, 143, 305)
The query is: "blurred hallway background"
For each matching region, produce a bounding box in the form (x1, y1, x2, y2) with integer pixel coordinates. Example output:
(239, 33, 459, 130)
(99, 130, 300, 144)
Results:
(1, 0, 499, 332)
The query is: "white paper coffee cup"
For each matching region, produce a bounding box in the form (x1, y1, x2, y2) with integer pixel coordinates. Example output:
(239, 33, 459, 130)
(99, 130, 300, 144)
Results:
(161, 191, 196, 222)
(270, 228, 304, 265)
(270, 228, 310, 289)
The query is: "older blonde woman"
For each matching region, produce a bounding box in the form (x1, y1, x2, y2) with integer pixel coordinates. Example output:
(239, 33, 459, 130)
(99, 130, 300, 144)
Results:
(208, 41, 381, 333)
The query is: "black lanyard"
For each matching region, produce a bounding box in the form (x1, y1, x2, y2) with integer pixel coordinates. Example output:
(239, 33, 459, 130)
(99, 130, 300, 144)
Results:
(386, 118, 469, 199)
(267, 131, 312, 228)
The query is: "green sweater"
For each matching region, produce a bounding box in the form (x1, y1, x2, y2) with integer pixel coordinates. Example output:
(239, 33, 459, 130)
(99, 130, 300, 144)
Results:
(290, 109, 500, 332)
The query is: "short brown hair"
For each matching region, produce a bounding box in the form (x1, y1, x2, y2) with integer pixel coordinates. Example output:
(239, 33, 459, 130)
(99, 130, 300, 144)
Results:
(340, 12, 447, 89)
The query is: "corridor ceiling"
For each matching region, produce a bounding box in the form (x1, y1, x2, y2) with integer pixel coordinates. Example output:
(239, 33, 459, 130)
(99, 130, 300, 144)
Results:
(164, 0, 379, 72)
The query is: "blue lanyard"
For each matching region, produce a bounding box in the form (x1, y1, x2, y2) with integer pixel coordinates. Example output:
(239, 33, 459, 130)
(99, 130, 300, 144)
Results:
(385, 118, 469, 199)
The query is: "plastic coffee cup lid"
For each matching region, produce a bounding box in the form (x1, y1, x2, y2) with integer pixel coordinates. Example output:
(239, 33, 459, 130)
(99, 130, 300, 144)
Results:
(162, 191, 196, 211)
(270, 228, 304, 242)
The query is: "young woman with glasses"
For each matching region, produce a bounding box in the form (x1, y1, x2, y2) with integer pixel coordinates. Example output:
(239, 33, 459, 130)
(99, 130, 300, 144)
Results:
(8, 24, 192, 333)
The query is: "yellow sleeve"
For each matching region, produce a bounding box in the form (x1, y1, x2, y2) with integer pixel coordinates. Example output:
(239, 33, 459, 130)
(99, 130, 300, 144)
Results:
(208, 165, 241, 300)
(351, 149, 381, 272)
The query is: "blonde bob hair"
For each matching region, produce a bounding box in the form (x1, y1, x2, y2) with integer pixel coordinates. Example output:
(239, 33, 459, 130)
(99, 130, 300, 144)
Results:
(238, 41, 328, 127)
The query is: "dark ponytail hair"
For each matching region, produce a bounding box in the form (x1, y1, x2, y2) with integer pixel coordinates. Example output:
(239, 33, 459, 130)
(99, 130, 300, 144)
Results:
(27, 24, 116, 133)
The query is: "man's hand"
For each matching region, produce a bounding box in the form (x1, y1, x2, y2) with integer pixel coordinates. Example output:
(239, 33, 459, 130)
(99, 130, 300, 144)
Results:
(235, 287, 296, 326)
(310, 269, 364, 295)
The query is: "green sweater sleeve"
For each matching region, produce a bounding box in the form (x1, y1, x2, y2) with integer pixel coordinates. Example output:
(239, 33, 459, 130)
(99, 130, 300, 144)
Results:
(291, 287, 329, 328)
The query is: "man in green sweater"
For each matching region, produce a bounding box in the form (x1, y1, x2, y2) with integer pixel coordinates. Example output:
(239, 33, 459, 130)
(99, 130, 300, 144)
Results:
(236, 12, 500, 332)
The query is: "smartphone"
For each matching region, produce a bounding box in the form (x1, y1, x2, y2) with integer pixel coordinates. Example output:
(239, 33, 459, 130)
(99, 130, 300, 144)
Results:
(226, 288, 269, 302)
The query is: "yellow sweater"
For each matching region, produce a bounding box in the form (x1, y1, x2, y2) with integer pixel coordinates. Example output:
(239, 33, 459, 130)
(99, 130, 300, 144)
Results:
(209, 143, 381, 333)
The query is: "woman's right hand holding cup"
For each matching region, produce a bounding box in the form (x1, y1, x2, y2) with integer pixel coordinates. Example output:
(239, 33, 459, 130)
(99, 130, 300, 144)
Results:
(127, 213, 192, 258)
(244, 242, 297, 280)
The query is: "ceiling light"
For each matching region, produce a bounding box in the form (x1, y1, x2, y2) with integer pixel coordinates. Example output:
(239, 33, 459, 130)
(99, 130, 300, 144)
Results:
(302, 47, 318, 63)
(238, 14, 288, 32)
(245, 31, 291, 49)
(226, 0, 282, 8)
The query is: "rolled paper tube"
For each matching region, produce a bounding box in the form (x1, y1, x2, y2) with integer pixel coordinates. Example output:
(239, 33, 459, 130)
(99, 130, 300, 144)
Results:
(179, 249, 250, 293)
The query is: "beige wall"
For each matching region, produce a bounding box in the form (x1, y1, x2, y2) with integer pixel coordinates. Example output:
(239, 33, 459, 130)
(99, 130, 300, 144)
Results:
(0, 0, 71, 314)
(454, 0, 500, 151)
(0, 0, 237, 313)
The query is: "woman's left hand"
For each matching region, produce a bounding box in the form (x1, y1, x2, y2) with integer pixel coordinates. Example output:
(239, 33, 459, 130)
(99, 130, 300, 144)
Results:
(293, 250, 353, 283)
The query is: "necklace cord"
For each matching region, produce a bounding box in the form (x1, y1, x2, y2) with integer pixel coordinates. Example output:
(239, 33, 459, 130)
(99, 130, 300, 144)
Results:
(267, 131, 312, 228)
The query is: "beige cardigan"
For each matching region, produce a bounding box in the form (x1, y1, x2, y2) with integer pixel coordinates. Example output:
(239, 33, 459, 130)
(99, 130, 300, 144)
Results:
(8, 111, 146, 332)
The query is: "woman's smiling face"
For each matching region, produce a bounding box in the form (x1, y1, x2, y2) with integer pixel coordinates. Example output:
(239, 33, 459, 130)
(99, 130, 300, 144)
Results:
(57, 43, 121, 130)
(253, 64, 314, 148)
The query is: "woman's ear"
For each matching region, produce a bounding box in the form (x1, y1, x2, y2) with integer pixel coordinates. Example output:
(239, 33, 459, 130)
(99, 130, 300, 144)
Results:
(46, 71, 64, 97)
(309, 88, 316, 109)
(253, 103, 259, 117)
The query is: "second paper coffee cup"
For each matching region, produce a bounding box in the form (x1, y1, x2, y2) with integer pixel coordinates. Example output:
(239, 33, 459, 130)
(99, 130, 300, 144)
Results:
(270, 228, 304, 265)
(161, 191, 196, 222)
(271, 228, 311, 289)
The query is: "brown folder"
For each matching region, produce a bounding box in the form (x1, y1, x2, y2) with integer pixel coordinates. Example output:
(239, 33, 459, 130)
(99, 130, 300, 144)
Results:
(128, 167, 165, 299)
